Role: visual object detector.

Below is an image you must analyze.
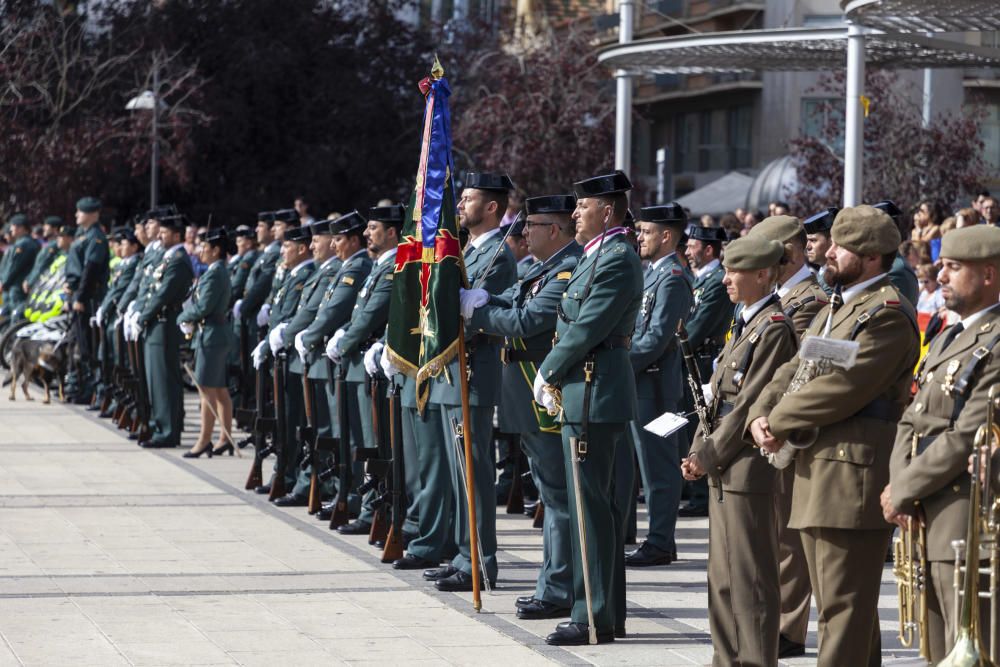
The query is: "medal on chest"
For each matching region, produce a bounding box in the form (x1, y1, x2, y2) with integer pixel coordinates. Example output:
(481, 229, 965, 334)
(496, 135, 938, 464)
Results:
(941, 358, 962, 395)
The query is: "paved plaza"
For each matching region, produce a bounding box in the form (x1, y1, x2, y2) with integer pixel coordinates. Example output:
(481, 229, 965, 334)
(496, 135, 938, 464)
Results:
(0, 393, 924, 666)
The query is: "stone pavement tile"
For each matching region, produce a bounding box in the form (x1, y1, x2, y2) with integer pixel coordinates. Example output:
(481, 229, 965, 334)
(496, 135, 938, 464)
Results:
(91, 618, 209, 645)
(229, 650, 348, 667)
(408, 623, 527, 648)
(429, 644, 558, 666)
(115, 640, 234, 666)
(7, 637, 129, 667)
(316, 636, 444, 662)
(344, 661, 453, 667)
(341, 589, 449, 611)
(0, 642, 21, 667)
(0, 576, 69, 597)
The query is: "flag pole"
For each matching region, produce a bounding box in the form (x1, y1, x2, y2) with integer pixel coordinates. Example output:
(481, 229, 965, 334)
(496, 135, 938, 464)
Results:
(456, 320, 481, 611)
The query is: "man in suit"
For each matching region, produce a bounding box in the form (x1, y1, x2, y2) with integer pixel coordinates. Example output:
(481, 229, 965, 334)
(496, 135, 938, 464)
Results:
(533, 171, 643, 645)
(749, 205, 920, 667)
(803, 208, 837, 296)
(747, 214, 828, 657)
(884, 224, 1000, 661)
(464, 193, 581, 617)
(684, 235, 798, 666)
(624, 203, 692, 567)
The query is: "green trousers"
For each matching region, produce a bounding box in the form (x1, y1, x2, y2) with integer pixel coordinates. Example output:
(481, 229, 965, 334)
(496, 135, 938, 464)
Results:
(630, 394, 683, 552)
(406, 403, 456, 563)
(522, 429, 573, 607)
(144, 327, 183, 445)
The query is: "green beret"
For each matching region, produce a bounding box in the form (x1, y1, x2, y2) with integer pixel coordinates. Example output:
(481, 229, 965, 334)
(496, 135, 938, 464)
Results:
(76, 196, 102, 213)
(940, 225, 1000, 262)
(43, 216, 63, 227)
(748, 215, 803, 243)
(8, 213, 28, 228)
(830, 205, 900, 256)
(723, 236, 784, 270)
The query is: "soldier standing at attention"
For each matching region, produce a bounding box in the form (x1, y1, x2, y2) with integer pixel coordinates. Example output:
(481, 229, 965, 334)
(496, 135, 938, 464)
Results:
(883, 224, 1000, 661)
(233, 211, 281, 345)
(679, 225, 732, 517)
(229, 225, 259, 303)
(136, 215, 195, 448)
(683, 235, 797, 666)
(746, 214, 828, 658)
(533, 171, 642, 645)
(623, 203, 692, 568)
(874, 200, 919, 307)
(465, 193, 581, 618)
(749, 206, 920, 667)
(803, 208, 837, 296)
(0, 213, 40, 315)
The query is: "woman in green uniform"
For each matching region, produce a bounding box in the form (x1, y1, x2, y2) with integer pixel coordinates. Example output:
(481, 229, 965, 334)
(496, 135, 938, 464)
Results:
(178, 228, 234, 458)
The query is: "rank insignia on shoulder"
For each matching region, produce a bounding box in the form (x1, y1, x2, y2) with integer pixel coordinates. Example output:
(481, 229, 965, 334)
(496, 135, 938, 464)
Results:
(983, 322, 994, 332)
(241, 262, 250, 270)
(769, 313, 786, 322)
(671, 267, 682, 275)
(884, 300, 900, 306)
(384, 274, 393, 281)
(295, 284, 304, 290)
(556, 271, 572, 280)
(342, 276, 354, 285)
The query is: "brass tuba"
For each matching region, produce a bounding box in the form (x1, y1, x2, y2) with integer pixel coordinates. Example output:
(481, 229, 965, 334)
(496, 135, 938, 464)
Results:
(893, 433, 930, 660)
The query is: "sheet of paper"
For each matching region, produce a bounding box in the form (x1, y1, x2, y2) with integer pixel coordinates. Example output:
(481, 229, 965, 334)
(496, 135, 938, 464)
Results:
(644, 411, 690, 438)
(799, 335, 859, 369)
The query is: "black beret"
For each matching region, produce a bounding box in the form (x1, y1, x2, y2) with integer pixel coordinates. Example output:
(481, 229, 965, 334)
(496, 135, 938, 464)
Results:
(500, 211, 525, 236)
(331, 210, 367, 235)
(8, 213, 29, 228)
(284, 225, 312, 244)
(872, 200, 902, 220)
(525, 194, 576, 216)
(368, 204, 407, 227)
(803, 207, 839, 234)
(43, 216, 63, 227)
(686, 225, 727, 243)
(639, 203, 686, 226)
(573, 170, 632, 198)
(76, 196, 102, 213)
(464, 172, 514, 192)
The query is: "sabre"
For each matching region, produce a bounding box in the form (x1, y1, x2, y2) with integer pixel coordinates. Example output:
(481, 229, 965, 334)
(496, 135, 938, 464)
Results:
(471, 211, 523, 290)
(569, 435, 598, 645)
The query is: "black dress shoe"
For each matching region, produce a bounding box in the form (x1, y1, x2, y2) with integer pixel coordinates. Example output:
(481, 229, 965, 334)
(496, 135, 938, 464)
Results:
(778, 634, 806, 658)
(546, 622, 614, 646)
(523, 499, 539, 517)
(337, 519, 371, 535)
(253, 485, 271, 495)
(139, 440, 177, 449)
(316, 505, 332, 521)
(516, 599, 571, 620)
(422, 565, 458, 581)
(435, 570, 493, 592)
(516, 595, 536, 608)
(86, 403, 102, 411)
(272, 494, 308, 507)
(393, 554, 438, 570)
(678, 503, 709, 517)
(625, 541, 677, 567)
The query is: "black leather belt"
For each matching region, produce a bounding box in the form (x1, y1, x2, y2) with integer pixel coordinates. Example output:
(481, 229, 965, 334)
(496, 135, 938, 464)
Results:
(470, 334, 504, 347)
(854, 396, 904, 423)
(506, 349, 547, 363)
(553, 333, 631, 351)
(716, 400, 735, 418)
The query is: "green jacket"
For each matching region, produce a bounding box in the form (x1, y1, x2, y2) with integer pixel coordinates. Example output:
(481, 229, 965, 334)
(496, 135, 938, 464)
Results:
(178, 260, 232, 349)
(469, 240, 582, 433)
(99, 253, 141, 325)
(429, 230, 516, 407)
(268, 260, 315, 328)
(890, 253, 919, 307)
(120, 240, 165, 315)
(240, 241, 281, 318)
(300, 250, 371, 379)
(24, 242, 59, 289)
(283, 255, 342, 374)
(69, 225, 110, 303)
(339, 250, 397, 383)
(229, 248, 260, 302)
(685, 261, 733, 364)
(0, 236, 40, 302)
(139, 245, 195, 344)
(538, 233, 643, 425)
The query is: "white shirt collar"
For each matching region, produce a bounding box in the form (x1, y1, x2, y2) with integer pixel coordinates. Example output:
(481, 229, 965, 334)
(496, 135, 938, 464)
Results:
(227, 255, 240, 265)
(960, 303, 1000, 329)
(377, 247, 398, 266)
(163, 243, 184, 258)
(320, 255, 339, 270)
(468, 227, 501, 250)
(777, 263, 812, 298)
(148, 239, 162, 252)
(694, 258, 720, 278)
(841, 272, 888, 305)
(650, 252, 677, 271)
(742, 293, 774, 323)
(584, 227, 628, 257)
(290, 259, 314, 276)
(344, 248, 368, 265)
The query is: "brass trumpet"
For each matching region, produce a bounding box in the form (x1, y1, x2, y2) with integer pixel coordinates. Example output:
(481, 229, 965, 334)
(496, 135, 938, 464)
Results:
(893, 434, 930, 660)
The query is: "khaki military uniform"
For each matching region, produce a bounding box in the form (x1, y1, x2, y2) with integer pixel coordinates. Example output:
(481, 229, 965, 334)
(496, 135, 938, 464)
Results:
(693, 296, 797, 666)
(890, 305, 1000, 661)
(747, 276, 919, 667)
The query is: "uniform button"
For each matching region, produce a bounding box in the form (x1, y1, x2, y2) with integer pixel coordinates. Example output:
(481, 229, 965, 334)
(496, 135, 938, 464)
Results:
(914, 403, 923, 413)
(563, 292, 567, 297)
(954, 484, 961, 492)
(730, 361, 737, 369)
(926, 372, 934, 383)
(838, 449, 846, 458)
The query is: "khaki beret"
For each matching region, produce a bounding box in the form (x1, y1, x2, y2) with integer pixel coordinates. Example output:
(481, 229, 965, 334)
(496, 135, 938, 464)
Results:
(748, 215, 803, 243)
(940, 225, 1000, 261)
(830, 205, 900, 256)
(723, 236, 784, 271)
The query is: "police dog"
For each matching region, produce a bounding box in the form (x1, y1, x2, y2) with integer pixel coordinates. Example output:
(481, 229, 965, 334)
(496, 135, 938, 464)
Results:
(7, 337, 65, 404)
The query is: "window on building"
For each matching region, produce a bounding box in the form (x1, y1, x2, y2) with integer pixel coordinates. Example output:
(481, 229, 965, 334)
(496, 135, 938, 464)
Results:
(801, 97, 845, 154)
(982, 103, 1000, 170)
(728, 106, 752, 168)
(673, 105, 753, 174)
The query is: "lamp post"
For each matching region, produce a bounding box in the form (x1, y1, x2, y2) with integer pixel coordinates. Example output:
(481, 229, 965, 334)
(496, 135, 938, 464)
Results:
(125, 66, 160, 210)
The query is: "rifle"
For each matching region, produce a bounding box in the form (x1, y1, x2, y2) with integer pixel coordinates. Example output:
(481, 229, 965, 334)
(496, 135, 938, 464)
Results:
(244, 360, 276, 489)
(676, 320, 722, 503)
(495, 432, 525, 515)
(236, 316, 253, 426)
(299, 360, 321, 514)
(328, 358, 352, 529)
(130, 332, 151, 442)
(97, 318, 112, 414)
(380, 379, 406, 563)
(268, 351, 289, 501)
(365, 373, 390, 545)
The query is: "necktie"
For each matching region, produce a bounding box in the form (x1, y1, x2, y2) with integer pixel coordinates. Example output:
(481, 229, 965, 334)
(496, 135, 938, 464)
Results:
(940, 322, 965, 351)
(731, 317, 746, 342)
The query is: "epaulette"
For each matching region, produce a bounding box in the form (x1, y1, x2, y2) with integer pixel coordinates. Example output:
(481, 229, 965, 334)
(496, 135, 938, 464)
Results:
(884, 299, 901, 307)
(671, 267, 683, 276)
(769, 313, 785, 322)
(556, 271, 572, 280)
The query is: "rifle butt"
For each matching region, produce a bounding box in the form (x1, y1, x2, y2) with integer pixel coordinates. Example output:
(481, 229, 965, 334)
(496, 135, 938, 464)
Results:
(245, 459, 263, 491)
(505, 475, 524, 515)
(268, 475, 287, 501)
(533, 502, 545, 529)
(368, 508, 388, 545)
(307, 469, 321, 514)
(329, 501, 349, 530)
(380, 525, 404, 564)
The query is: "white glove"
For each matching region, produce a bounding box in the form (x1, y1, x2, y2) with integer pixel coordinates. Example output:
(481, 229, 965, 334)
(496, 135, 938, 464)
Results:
(113, 314, 123, 330)
(232, 299, 242, 320)
(326, 328, 346, 362)
(380, 348, 400, 377)
(459, 288, 490, 320)
(765, 446, 796, 470)
(129, 311, 143, 338)
(179, 321, 194, 336)
(252, 340, 269, 369)
(95, 305, 104, 321)
(294, 331, 308, 364)
(123, 317, 133, 341)
(89, 315, 98, 328)
(533, 370, 557, 412)
(268, 322, 288, 355)
(126, 301, 137, 315)
(364, 342, 384, 376)
(256, 303, 271, 328)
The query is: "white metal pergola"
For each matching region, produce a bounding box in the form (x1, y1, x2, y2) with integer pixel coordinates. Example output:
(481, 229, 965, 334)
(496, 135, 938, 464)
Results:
(601, 1, 1000, 207)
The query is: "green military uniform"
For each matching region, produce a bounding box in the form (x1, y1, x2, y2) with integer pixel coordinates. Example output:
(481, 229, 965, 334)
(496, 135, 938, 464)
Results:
(890, 225, 1000, 662)
(229, 248, 260, 303)
(890, 253, 919, 307)
(239, 239, 281, 340)
(690, 236, 797, 667)
(24, 242, 59, 292)
(0, 230, 41, 314)
(95, 239, 142, 408)
(625, 204, 693, 567)
(178, 259, 232, 388)
(138, 243, 195, 446)
(468, 215, 581, 609)
(747, 206, 920, 667)
(67, 216, 110, 401)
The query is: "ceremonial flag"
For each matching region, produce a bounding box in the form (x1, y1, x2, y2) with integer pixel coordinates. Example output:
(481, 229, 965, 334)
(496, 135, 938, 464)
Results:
(385, 58, 465, 412)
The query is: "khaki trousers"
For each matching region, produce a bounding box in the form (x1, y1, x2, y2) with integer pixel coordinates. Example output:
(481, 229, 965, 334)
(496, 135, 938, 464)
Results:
(774, 464, 811, 644)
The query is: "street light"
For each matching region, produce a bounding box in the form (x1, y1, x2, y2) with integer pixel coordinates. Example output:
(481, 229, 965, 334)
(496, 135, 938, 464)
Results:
(125, 68, 163, 209)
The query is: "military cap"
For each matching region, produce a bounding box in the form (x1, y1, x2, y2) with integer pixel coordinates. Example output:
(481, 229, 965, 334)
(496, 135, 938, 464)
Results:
(284, 225, 312, 244)
(831, 205, 901, 256)
(331, 210, 367, 235)
(686, 224, 727, 243)
(500, 211, 525, 236)
(233, 224, 255, 239)
(573, 170, 632, 198)
(803, 207, 838, 234)
(623, 208, 635, 229)
(111, 226, 139, 244)
(274, 208, 299, 224)
(639, 203, 686, 226)
(257, 211, 277, 224)
(368, 204, 407, 227)
(309, 218, 334, 235)
(525, 194, 576, 215)
(58, 224, 77, 237)
(158, 214, 187, 232)
(723, 236, 785, 271)
(464, 172, 514, 192)
(872, 200, 902, 221)
(76, 196, 102, 213)
(43, 215, 63, 227)
(198, 227, 228, 243)
(940, 224, 1000, 261)
(147, 205, 177, 221)
(8, 213, 29, 228)
(748, 215, 803, 243)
